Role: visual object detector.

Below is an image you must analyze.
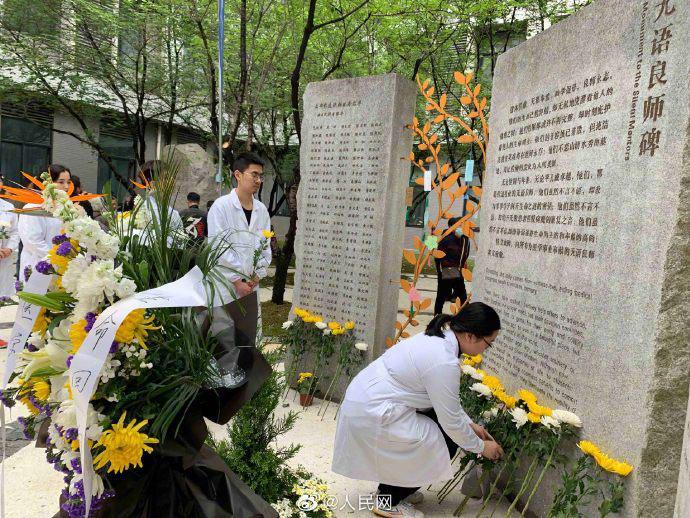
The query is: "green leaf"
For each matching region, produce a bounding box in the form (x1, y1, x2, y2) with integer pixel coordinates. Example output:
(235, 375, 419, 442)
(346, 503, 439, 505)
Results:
(17, 292, 64, 311)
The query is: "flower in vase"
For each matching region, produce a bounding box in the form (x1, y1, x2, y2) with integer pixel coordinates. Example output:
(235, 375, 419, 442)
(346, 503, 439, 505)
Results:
(355, 342, 369, 351)
(282, 320, 293, 330)
(93, 412, 159, 474)
(552, 409, 582, 428)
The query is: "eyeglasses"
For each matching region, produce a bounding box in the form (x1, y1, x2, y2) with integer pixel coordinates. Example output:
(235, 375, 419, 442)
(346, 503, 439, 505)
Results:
(243, 171, 264, 182)
(481, 337, 494, 348)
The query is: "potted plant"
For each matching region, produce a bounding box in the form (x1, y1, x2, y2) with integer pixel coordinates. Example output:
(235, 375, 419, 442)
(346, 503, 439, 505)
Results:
(297, 372, 316, 407)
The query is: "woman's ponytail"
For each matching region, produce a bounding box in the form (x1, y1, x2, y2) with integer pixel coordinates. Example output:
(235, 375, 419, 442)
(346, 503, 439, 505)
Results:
(424, 302, 501, 339)
(425, 313, 453, 338)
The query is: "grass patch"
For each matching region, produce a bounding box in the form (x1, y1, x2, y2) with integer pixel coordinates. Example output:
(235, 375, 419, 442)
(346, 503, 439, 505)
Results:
(260, 272, 295, 288)
(262, 300, 291, 341)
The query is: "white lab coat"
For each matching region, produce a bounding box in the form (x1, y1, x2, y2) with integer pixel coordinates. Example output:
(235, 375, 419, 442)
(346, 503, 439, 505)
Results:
(0, 199, 19, 296)
(18, 203, 63, 278)
(207, 189, 271, 291)
(332, 330, 484, 487)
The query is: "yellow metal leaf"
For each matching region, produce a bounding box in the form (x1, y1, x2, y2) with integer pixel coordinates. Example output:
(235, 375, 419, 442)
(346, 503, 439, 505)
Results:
(429, 134, 438, 144)
(453, 71, 466, 84)
(432, 249, 446, 259)
(442, 172, 460, 190)
(408, 151, 415, 161)
(415, 177, 425, 186)
(386, 336, 394, 348)
(458, 133, 474, 144)
(433, 114, 445, 123)
(401, 331, 410, 339)
(441, 163, 450, 175)
(403, 249, 417, 265)
(439, 93, 447, 108)
(419, 298, 432, 310)
(427, 86, 435, 96)
(462, 268, 473, 281)
(474, 84, 481, 96)
(472, 186, 483, 197)
(413, 235, 423, 250)
(466, 72, 474, 83)
(422, 78, 430, 89)
(460, 96, 471, 105)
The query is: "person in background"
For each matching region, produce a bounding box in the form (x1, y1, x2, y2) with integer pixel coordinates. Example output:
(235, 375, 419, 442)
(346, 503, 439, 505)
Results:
(18, 164, 70, 278)
(0, 175, 19, 348)
(434, 216, 470, 315)
(332, 303, 504, 518)
(179, 191, 207, 244)
(70, 174, 94, 218)
(206, 199, 214, 211)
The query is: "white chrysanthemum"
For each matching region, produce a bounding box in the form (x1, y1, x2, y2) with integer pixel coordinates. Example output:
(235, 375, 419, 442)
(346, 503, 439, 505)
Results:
(282, 320, 293, 330)
(540, 415, 561, 430)
(470, 369, 485, 381)
(26, 331, 46, 350)
(460, 364, 477, 376)
(552, 409, 582, 428)
(65, 216, 119, 260)
(314, 321, 327, 330)
(323, 329, 331, 335)
(355, 342, 369, 351)
(70, 468, 104, 497)
(48, 424, 70, 451)
(510, 407, 528, 428)
(100, 355, 122, 384)
(470, 382, 492, 398)
(482, 407, 499, 420)
(67, 260, 136, 316)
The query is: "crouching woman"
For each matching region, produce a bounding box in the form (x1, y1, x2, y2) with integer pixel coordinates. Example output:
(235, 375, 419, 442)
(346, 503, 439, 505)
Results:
(332, 302, 504, 518)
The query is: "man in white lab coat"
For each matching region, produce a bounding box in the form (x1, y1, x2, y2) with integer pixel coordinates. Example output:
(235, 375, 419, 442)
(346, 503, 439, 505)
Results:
(207, 153, 271, 379)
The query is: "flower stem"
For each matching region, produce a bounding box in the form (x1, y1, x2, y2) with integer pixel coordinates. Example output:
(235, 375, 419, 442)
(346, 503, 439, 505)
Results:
(439, 459, 475, 502)
(319, 367, 342, 419)
(520, 444, 556, 517)
(476, 457, 512, 517)
(504, 457, 539, 517)
(454, 468, 490, 516)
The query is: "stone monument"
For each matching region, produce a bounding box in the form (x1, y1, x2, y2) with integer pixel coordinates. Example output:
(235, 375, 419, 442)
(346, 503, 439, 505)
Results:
(292, 73, 416, 359)
(162, 143, 219, 212)
(473, 1, 689, 516)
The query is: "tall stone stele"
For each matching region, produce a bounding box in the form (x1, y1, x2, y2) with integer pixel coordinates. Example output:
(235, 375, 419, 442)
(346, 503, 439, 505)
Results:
(290, 73, 416, 387)
(472, 0, 689, 516)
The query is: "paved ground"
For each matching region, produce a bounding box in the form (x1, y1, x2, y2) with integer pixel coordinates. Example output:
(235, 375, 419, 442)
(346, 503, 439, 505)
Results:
(0, 274, 497, 517)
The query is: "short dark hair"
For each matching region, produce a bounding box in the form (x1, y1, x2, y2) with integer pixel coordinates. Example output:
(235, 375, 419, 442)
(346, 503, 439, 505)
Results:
(448, 216, 461, 228)
(48, 164, 71, 182)
(233, 152, 264, 174)
(206, 200, 214, 209)
(187, 192, 201, 203)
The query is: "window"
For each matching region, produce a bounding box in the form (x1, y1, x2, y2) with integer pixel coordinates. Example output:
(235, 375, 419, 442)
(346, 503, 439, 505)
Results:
(406, 185, 427, 228)
(0, 105, 52, 186)
(98, 134, 135, 200)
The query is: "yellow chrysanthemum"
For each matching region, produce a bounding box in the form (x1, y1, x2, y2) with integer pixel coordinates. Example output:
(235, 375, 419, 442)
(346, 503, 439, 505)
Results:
(32, 308, 49, 336)
(294, 308, 307, 319)
(69, 319, 89, 354)
(328, 321, 341, 331)
(494, 389, 517, 409)
(482, 375, 503, 393)
(20, 396, 40, 415)
(115, 309, 159, 347)
(526, 400, 553, 417)
(93, 412, 159, 474)
(47, 239, 80, 274)
(63, 379, 73, 400)
(33, 380, 51, 401)
(462, 353, 482, 367)
(526, 412, 541, 424)
(298, 372, 314, 384)
(344, 321, 355, 330)
(577, 441, 633, 477)
(332, 328, 345, 336)
(518, 389, 537, 403)
(261, 230, 275, 239)
(70, 438, 94, 452)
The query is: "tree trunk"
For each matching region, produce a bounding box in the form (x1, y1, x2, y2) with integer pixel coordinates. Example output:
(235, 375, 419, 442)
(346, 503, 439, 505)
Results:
(271, 173, 299, 304)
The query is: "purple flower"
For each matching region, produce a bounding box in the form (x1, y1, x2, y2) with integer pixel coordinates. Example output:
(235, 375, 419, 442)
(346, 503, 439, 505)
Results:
(0, 389, 14, 407)
(14, 280, 23, 292)
(84, 312, 97, 332)
(56, 241, 72, 256)
(66, 355, 73, 368)
(26, 343, 38, 352)
(109, 341, 120, 354)
(23, 265, 32, 282)
(52, 234, 69, 245)
(17, 416, 34, 440)
(64, 428, 78, 441)
(35, 260, 54, 275)
(70, 457, 82, 474)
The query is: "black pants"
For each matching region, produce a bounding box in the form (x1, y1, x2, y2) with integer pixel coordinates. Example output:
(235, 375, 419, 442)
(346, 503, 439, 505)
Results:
(434, 276, 467, 315)
(377, 409, 460, 506)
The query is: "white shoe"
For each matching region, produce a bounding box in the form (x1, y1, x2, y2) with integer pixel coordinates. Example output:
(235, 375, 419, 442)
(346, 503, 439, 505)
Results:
(404, 491, 424, 505)
(373, 501, 425, 518)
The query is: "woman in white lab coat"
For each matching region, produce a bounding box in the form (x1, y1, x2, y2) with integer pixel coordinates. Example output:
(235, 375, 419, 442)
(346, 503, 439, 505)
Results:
(332, 302, 504, 518)
(18, 164, 71, 280)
